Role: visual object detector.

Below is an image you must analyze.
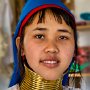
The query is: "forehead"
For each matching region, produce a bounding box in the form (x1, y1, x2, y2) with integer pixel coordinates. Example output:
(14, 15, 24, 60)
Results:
(30, 9, 65, 25)
(24, 11, 73, 35)
(24, 9, 74, 35)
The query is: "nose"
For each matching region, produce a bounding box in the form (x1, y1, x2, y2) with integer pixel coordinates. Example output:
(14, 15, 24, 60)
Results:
(44, 41, 59, 54)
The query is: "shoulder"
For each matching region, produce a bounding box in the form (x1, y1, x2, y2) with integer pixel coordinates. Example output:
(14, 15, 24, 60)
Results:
(63, 86, 72, 90)
(8, 84, 19, 90)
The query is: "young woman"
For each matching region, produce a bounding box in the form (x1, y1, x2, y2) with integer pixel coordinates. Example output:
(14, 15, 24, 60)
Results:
(9, 0, 80, 89)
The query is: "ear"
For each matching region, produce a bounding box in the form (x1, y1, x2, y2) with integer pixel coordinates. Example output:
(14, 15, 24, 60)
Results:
(16, 37, 20, 49)
(16, 37, 25, 56)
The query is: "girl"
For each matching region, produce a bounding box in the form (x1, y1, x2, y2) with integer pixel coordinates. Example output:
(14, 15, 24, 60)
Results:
(9, 0, 80, 89)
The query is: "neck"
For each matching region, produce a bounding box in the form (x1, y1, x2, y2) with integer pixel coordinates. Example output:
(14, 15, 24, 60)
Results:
(20, 66, 63, 90)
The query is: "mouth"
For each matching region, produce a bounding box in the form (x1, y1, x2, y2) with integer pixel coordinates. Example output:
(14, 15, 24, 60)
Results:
(40, 58, 60, 68)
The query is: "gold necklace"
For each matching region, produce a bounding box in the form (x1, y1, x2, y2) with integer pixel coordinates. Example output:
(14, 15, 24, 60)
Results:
(20, 65, 63, 90)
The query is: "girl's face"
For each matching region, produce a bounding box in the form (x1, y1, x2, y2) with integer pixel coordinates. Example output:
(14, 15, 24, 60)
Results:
(18, 11, 75, 80)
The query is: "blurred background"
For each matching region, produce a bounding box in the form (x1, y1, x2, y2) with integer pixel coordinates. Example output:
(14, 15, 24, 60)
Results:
(0, 0, 90, 90)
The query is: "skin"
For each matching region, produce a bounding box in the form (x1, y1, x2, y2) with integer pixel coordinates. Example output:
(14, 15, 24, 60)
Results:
(16, 10, 75, 80)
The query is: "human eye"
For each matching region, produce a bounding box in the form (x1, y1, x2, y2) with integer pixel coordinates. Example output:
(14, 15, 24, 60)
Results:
(34, 34, 45, 39)
(58, 35, 69, 40)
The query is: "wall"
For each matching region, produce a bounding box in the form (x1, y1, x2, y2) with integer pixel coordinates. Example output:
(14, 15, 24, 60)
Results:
(78, 30, 90, 46)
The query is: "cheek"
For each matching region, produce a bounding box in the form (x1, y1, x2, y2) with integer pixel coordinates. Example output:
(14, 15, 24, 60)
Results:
(60, 44, 75, 67)
(65, 47, 74, 58)
(61, 41, 75, 57)
(23, 41, 43, 62)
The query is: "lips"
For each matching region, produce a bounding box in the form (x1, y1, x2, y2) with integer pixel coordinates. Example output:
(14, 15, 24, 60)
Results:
(40, 57, 60, 68)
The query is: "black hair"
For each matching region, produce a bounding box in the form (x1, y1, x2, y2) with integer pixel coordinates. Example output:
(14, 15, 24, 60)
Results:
(18, 7, 81, 86)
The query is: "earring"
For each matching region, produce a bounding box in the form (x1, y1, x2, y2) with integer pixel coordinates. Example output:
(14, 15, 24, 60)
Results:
(22, 55, 25, 61)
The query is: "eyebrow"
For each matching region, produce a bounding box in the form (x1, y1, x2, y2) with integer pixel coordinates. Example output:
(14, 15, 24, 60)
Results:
(57, 29, 72, 34)
(33, 27, 72, 34)
(33, 27, 47, 31)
